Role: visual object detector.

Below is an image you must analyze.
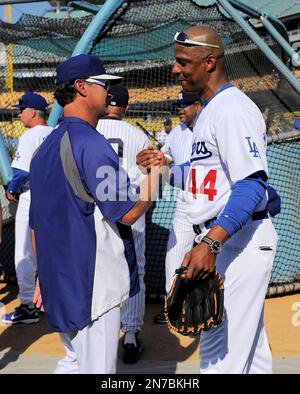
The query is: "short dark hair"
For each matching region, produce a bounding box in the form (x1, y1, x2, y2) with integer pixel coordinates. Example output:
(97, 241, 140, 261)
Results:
(54, 81, 76, 107)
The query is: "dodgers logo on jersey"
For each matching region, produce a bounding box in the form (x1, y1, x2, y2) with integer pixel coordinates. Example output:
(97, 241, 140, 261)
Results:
(14, 151, 21, 161)
(190, 141, 212, 163)
(245, 137, 261, 158)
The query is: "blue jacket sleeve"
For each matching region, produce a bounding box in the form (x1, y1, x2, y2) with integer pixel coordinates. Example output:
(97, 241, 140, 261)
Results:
(8, 168, 29, 194)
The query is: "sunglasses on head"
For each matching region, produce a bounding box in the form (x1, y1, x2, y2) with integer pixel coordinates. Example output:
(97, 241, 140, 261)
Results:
(174, 31, 220, 49)
(85, 78, 110, 91)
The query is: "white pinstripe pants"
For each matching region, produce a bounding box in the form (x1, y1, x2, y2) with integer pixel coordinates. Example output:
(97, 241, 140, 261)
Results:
(121, 215, 145, 333)
(15, 191, 37, 304)
(165, 208, 195, 294)
(200, 218, 278, 374)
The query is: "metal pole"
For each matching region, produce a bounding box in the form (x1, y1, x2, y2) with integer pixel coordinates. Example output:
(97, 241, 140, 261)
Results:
(48, 0, 126, 127)
(217, 0, 300, 94)
(228, 0, 288, 40)
(227, 0, 296, 63)
(260, 14, 300, 67)
(4, 5, 13, 96)
(267, 130, 300, 145)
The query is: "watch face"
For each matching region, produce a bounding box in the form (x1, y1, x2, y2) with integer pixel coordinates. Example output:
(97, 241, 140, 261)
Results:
(211, 240, 222, 254)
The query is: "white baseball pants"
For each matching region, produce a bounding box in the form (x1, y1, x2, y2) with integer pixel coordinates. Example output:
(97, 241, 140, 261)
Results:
(54, 305, 121, 374)
(14, 190, 37, 305)
(200, 217, 278, 374)
(121, 216, 145, 333)
(165, 210, 195, 293)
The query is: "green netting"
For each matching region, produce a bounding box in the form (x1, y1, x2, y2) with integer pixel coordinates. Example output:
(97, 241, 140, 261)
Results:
(0, 0, 299, 294)
(267, 139, 300, 285)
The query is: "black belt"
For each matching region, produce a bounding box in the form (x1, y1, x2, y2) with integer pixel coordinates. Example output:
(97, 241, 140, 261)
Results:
(193, 209, 268, 235)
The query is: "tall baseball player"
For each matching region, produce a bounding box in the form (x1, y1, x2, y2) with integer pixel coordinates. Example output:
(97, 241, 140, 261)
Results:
(29, 54, 164, 374)
(96, 84, 150, 364)
(2, 92, 52, 325)
(154, 90, 201, 324)
(137, 27, 280, 374)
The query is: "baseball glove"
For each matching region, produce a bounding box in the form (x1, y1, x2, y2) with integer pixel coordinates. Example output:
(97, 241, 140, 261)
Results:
(165, 267, 224, 337)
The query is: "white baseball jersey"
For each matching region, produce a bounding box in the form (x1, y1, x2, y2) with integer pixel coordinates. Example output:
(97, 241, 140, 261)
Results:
(157, 130, 170, 146)
(12, 125, 53, 173)
(161, 123, 193, 164)
(96, 118, 150, 333)
(96, 119, 150, 189)
(185, 85, 268, 225)
(161, 123, 193, 214)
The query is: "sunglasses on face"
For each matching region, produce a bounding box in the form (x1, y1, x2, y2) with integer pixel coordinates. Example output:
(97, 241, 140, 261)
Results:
(85, 78, 110, 91)
(18, 107, 31, 114)
(177, 103, 191, 109)
(174, 31, 220, 49)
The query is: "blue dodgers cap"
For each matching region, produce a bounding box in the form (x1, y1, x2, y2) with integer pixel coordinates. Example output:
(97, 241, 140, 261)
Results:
(294, 119, 300, 131)
(163, 118, 172, 126)
(13, 92, 48, 111)
(176, 90, 201, 105)
(56, 54, 122, 84)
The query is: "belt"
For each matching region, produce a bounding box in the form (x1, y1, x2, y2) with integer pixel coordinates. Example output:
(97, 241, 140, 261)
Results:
(193, 209, 268, 235)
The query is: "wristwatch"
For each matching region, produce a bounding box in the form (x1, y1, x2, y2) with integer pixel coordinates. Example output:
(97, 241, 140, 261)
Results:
(201, 235, 223, 255)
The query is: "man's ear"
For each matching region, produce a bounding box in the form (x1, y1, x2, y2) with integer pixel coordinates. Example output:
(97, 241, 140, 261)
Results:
(74, 80, 88, 97)
(206, 54, 217, 73)
(195, 102, 202, 111)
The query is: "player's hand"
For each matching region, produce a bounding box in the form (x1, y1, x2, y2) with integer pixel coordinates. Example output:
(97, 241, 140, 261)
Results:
(5, 191, 18, 202)
(181, 243, 216, 280)
(136, 145, 161, 168)
(33, 278, 44, 312)
(137, 145, 170, 169)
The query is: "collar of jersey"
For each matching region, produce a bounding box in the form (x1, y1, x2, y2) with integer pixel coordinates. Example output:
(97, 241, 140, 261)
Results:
(60, 116, 94, 128)
(102, 116, 122, 121)
(202, 82, 234, 108)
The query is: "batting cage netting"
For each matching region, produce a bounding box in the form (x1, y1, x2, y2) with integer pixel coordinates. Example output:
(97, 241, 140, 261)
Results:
(0, 0, 299, 295)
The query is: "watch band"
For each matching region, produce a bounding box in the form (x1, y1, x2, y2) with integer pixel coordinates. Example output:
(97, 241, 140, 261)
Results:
(201, 235, 223, 255)
(201, 236, 215, 246)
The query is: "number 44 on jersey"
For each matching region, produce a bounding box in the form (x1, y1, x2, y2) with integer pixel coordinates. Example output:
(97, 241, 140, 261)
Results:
(187, 168, 217, 201)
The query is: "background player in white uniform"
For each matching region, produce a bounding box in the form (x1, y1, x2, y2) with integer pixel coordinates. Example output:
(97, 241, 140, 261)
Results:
(97, 84, 150, 364)
(156, 117, 172, 147)
(137, 27, 280, 374)
(2, 93, 52, 325)
(154, 90, 201, 324)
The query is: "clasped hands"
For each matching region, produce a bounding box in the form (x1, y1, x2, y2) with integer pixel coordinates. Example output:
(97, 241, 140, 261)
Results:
(136, 145, 171, 172)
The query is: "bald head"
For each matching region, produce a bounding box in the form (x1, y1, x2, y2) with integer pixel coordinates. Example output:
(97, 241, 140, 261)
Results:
(184, 26, 224, 59)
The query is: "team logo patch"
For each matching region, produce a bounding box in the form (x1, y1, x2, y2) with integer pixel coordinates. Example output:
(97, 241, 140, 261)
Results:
(190, 141, 212, 162)
(14, 151, 20, 161)
(245, 136, 261, 158)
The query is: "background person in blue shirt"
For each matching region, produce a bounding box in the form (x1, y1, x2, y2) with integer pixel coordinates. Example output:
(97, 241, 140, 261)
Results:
(30, 54, 164, 374)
